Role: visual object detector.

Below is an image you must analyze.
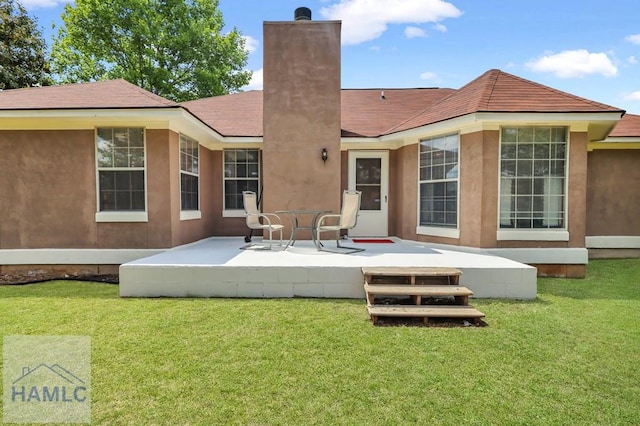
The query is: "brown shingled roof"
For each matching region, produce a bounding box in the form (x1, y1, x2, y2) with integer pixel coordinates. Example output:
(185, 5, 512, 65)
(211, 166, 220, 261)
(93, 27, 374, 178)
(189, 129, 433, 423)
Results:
(388, 69, 624, 134)
(181, 90, 263, 137)
(0, 79, 177, 109)
(609, 113, 640, 137)
(341, 88, 455, 137)
(180, 88, 455, 138)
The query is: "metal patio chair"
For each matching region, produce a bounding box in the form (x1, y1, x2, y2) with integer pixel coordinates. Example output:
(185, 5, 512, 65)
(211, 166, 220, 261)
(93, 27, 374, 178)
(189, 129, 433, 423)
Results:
(241, 191, 284, 250)
(315, 190, 365, 254)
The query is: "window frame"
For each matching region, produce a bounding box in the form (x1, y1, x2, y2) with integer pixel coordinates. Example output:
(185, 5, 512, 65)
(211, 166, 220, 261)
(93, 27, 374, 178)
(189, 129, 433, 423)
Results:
(222, 148, 260, 218)
(94, 127, 148, 223)
(179, 134, 201, 221)
(497, 126, 569, 241)
(416, 133, 460, 239)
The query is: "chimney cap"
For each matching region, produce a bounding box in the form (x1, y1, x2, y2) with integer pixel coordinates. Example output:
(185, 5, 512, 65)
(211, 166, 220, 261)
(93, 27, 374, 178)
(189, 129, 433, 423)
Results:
(294, 7, 312, 21)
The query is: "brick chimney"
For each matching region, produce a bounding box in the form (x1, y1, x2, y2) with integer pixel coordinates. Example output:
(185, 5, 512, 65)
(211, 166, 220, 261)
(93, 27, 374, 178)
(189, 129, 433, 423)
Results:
(262, 8, 342, 227)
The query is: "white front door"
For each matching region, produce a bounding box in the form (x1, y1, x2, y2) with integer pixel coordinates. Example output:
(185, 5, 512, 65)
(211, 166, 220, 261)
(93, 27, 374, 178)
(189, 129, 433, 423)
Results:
(348, 151, 389, 237)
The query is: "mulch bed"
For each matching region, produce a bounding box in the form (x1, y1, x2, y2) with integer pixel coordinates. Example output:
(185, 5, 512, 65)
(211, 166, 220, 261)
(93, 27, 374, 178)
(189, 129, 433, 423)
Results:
(0, 270, 119, 285)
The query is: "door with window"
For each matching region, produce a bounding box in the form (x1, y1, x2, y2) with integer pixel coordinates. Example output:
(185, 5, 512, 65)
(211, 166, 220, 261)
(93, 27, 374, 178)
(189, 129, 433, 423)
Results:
(348, 151, 388, 237)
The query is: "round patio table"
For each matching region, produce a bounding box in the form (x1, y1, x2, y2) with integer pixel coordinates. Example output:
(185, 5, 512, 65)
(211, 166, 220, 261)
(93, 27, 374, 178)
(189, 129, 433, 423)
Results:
(276, 209, 331, 249)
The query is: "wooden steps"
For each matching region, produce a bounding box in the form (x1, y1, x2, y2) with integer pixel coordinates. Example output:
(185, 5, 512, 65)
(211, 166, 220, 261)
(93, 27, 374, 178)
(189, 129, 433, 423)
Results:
(364, 283, 473, 305)
(362, 267, 485, 326)
(367, 305, 485, 326)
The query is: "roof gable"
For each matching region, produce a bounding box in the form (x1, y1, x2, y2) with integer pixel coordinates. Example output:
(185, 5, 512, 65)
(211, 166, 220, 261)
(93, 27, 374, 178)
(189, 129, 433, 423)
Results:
(388, 69, 624, 134)
(609, 114, 640, 137)
(0, 80, 177, 110)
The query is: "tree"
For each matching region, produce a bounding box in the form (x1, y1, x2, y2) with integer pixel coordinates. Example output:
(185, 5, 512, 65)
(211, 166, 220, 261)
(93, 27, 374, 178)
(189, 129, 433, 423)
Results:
(50, 0, 251, 102)
(0, 0, 51, 90)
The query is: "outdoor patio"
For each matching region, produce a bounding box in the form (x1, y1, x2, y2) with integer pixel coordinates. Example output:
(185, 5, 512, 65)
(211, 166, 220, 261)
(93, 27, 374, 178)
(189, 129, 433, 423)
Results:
(119, 237, 537, 299)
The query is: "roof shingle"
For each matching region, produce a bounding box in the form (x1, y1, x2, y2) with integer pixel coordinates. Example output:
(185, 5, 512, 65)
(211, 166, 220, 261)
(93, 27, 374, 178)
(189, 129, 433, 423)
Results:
(388, 69, 624, 134)
(0, 79, 177, 109)
(609, 114, 640, 137)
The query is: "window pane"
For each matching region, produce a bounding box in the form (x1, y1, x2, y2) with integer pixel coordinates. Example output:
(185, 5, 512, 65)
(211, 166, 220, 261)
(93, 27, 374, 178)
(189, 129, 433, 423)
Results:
(501, 160, 516, 177)
(517, 144, 533, 159)
(98, 170, 145, 212)
(533, 160, 548, 177)
(502, 128, 518, 143)
(518, 128, 533, 142)
(358, 185, 381, 211)
(100, 172, 115, 190)
(181, 174, 199, 211)
(224, 149, 260, 210)
(129, 129, 144, 147)
(534, 127, 550, 142)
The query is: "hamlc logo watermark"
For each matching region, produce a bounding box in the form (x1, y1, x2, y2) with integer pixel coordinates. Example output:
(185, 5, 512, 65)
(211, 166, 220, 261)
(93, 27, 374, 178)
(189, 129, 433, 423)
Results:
(3, 336, 91, 424)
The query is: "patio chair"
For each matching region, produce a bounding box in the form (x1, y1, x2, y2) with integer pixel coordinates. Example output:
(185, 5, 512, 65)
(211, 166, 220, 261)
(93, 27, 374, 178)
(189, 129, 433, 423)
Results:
(241, 191, 284, 250)
(315, 190, 364, 254)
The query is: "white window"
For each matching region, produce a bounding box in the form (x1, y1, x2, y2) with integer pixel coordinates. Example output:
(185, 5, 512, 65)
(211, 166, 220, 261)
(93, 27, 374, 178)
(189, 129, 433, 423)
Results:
(223, 149, 259, 212)
(499, 127, 567, 230)
(419, 134, 459, 229)
(96, 128, 146, 213)
(180, 135, 199, 213)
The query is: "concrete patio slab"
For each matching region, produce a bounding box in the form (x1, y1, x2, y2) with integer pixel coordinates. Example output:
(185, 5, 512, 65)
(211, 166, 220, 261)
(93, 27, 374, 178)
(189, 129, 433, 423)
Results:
(119, 237, 537, 299)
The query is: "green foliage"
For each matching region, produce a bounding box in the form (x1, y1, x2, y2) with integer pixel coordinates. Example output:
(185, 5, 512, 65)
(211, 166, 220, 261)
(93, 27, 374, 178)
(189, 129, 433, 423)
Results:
(0, 0, 51, 89)
(50, 0, 251, 101)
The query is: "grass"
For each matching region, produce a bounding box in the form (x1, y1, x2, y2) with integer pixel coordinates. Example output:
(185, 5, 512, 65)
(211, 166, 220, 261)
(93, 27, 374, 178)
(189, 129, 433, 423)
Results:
(1, 258, 639, 425)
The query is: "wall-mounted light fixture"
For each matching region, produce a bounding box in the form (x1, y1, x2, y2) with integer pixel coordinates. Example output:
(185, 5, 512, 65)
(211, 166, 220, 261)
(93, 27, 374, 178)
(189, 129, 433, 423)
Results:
(321, 148, 328, 163)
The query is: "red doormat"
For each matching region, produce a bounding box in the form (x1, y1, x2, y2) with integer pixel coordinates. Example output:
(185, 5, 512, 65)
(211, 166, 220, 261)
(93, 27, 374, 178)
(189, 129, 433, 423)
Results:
(352, 238, 394, 243)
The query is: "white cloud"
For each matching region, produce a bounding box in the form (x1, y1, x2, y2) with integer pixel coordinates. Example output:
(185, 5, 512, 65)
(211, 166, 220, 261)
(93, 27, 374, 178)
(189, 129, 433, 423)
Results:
(625, 34, 640, 45)
(320, 0, 462, 45)
(21, 0, 70, 10)
(525, 49, 618, 78)
(433, 23, 447, 32)
(420, 71, 438, 81)
(242, 35, 259, 54)
(629, 56, 638, 65)
(244, 68, 263, 91)
(404, 26, 427, 39)
(624, 91, 640, 101)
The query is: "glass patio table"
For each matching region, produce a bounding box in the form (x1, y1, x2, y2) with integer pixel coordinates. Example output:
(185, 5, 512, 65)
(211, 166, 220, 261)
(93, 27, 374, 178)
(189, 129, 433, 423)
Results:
(276, 209, 331, 249)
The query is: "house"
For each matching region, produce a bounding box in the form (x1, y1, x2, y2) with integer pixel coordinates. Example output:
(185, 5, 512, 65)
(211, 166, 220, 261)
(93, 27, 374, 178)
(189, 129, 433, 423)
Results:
(0, 10, 638, 279)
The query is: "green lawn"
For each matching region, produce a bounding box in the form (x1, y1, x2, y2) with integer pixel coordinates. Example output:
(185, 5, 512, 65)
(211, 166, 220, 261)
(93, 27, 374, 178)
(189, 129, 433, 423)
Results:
(1, 259, 639, 425)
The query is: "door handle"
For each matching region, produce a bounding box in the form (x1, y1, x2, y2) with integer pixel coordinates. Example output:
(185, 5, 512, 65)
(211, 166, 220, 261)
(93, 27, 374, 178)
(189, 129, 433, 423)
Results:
(384, 195, 387, 203)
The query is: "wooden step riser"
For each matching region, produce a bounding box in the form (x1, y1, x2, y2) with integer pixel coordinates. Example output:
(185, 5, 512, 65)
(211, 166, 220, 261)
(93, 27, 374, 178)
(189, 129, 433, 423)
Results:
(366, 294, 469, 306)
(364, 284, 473, 307)
(368, 277, 458, 285)
(367, 305, 485, 326)
(364, 284, 473, 296)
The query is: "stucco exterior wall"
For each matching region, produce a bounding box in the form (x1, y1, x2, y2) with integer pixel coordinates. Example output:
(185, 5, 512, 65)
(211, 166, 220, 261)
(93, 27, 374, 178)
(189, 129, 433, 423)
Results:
(587, 149, 640, 236)
(262, 20, 342, 221)
(0, 128, 223, 251)
(459, 130, 499, 248)
(392, 144, 419, 240)
(0, 130, 97, 249)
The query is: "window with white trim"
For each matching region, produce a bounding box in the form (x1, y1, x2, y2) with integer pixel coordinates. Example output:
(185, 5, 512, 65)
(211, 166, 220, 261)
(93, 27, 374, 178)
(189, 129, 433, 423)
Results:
(96, 128, 145, 212)
(499, 127, 567, 229)
(180, 135, 199, 211)
(223, 149, 259, 210)
(419, 134, 459, 228)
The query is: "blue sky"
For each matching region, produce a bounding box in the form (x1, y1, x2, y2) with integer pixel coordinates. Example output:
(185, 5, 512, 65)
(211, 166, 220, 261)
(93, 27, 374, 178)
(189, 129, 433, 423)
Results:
(24, 0, 640, 114)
